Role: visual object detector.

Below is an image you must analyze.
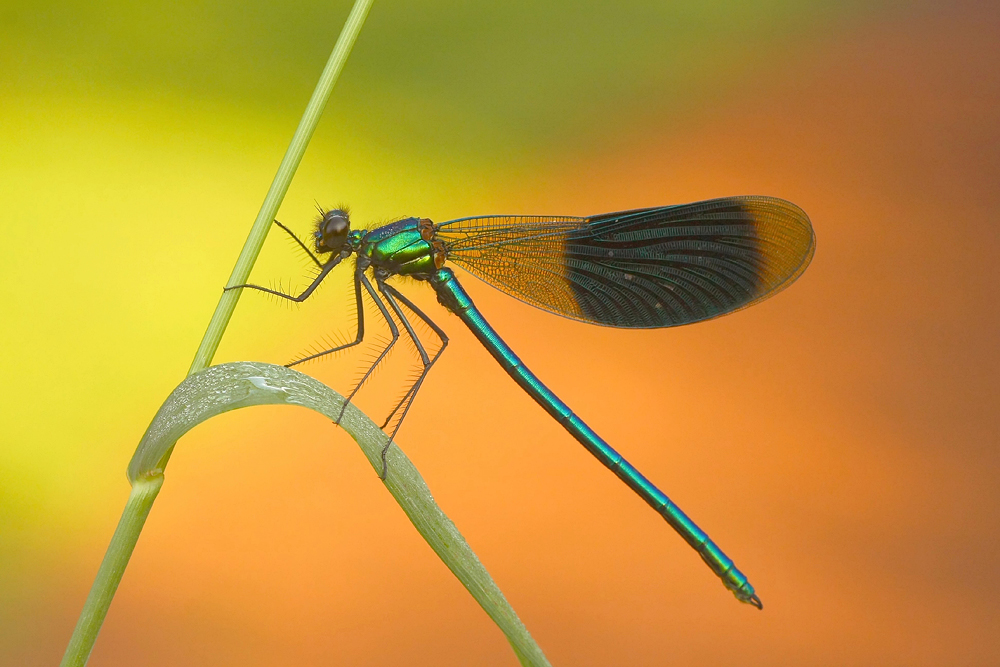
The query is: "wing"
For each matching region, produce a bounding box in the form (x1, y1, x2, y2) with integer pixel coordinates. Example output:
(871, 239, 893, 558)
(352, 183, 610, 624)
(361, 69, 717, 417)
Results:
(435, 196, 815, 328)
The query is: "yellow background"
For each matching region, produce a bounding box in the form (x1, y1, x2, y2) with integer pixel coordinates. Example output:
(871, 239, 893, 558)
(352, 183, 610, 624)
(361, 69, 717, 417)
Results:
(2, 1, 998, 664)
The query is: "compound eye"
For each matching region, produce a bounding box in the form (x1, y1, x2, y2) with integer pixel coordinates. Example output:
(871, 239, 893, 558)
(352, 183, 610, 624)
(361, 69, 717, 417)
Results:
(316, 209, 351, 253)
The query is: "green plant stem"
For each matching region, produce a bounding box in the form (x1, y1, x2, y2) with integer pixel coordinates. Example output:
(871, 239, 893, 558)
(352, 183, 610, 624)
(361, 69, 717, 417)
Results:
(59, 477, 163, 667)
(60, 3, 374, 665)
(188, 0, 374, 377)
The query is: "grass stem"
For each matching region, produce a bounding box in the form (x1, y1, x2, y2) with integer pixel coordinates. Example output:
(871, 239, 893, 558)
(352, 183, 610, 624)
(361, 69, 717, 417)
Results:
(188, 0, 374, 377)
(59, 477, 163, 667)
(60, 3, 374, 664)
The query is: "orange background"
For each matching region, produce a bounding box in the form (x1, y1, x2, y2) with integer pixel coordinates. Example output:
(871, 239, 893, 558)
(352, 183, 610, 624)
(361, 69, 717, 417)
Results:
(2, 2, 998, 665)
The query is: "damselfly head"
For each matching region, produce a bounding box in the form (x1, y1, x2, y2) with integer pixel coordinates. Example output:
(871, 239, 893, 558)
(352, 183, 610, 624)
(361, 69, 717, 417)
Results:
(314, 208, 351, 254)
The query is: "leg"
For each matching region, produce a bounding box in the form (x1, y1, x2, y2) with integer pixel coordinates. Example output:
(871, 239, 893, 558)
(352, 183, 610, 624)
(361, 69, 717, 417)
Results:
(286, 267, 366, 367)
(376, 282, 449, 478)
(225, 253, 344, 303)
(225, 219, 341, 302)
(273, 220, 323, 269)
(334, 272, 400, 428)
(379, 283, 450, 427)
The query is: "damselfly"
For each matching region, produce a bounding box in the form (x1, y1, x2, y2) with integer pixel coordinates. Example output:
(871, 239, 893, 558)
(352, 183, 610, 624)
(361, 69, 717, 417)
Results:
(228, 195, 816, 609)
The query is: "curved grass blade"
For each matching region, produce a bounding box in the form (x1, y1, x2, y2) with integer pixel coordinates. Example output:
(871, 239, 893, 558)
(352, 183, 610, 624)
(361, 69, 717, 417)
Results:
(66, 363, 550, 667)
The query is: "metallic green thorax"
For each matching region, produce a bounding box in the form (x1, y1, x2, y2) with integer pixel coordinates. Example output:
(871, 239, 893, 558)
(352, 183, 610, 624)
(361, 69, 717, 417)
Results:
(358, 217, 441, 277)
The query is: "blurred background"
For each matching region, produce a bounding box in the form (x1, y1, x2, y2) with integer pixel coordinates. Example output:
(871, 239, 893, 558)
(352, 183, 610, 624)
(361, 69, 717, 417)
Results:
(2, 0, 998, 664)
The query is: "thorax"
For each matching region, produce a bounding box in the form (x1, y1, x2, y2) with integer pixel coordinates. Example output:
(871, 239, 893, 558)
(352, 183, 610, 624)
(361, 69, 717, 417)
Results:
(358, 217, 446, 278)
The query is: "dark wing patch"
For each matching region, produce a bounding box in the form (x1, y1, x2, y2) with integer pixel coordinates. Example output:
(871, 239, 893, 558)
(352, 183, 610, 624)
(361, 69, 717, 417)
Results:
(436, 196, 815, 328)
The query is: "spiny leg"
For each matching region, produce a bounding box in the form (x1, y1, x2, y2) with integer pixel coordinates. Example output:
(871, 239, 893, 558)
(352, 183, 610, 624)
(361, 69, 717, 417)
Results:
(375, 285, 427, 476)
(379, 284, 450, 425)
(375, 282, 449, 479)
(334, 271, 400, 428)
(273, 220, 323, 269)
(225, 253, 344, 303)
(383, 283, 448, 347)
(286, 266, 366, 367)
